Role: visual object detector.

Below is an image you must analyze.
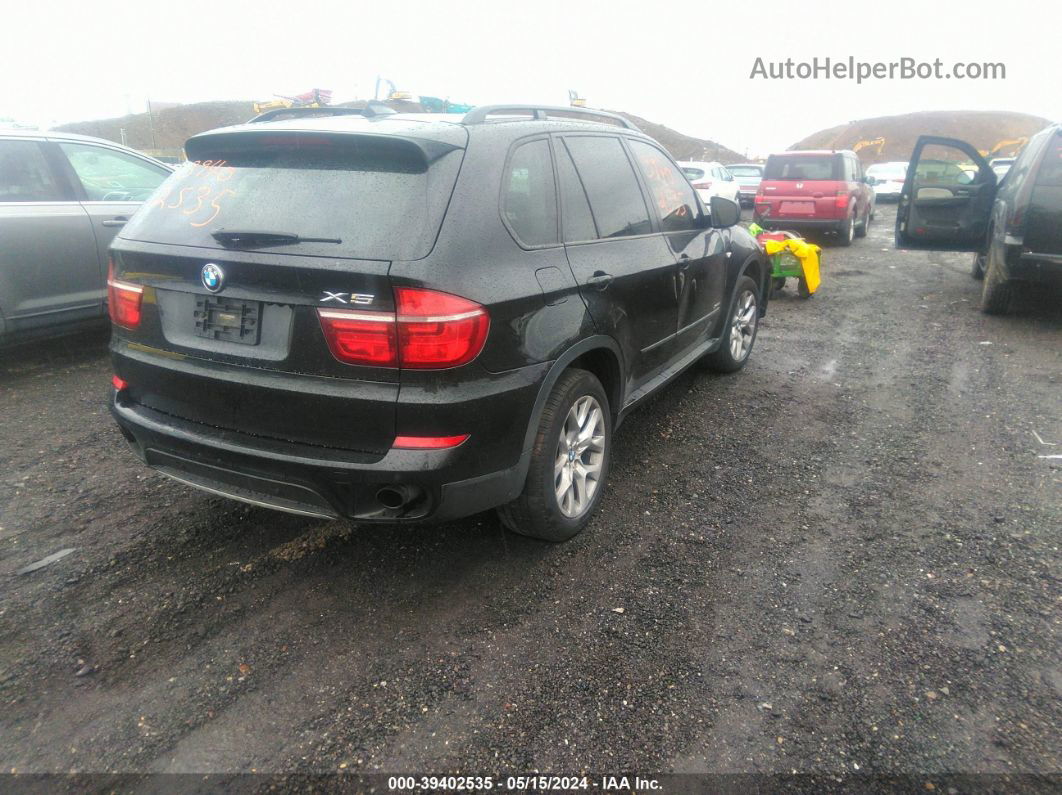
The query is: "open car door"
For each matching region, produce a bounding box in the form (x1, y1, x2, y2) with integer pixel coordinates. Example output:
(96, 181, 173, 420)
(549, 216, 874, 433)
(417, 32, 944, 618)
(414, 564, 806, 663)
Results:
(896, 136, 996, 251)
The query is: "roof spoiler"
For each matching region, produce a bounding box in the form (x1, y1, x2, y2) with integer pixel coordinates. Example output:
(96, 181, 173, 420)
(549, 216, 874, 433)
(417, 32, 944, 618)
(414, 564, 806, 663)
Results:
(461, 105, 640, 131)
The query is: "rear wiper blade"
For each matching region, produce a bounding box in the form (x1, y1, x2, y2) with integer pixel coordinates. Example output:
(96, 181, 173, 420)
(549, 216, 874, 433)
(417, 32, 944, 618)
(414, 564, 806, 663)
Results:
(210, 229, 342, 247)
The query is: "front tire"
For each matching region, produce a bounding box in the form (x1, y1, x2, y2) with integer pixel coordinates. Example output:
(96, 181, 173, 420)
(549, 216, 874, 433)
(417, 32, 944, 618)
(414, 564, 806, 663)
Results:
(704, 275, 760, 373)
(498, 369, 611, 542)
(981, 239, 1012, 315)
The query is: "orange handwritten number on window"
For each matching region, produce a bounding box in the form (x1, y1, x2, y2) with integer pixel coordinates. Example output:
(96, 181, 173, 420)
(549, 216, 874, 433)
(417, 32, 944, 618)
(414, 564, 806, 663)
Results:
(189, 189, 235, 228)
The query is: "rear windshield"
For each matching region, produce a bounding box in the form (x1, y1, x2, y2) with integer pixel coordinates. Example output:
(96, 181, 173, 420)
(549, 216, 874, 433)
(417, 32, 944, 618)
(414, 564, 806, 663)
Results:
(764, 155, 840, 181)
(681, 167, 705, 181)
(120, 132, 463, 261)
(727, 166, 762, 177)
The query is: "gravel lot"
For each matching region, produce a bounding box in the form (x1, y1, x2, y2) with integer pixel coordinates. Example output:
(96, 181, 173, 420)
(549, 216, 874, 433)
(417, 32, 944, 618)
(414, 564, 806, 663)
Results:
(1, 206, 1059, 781)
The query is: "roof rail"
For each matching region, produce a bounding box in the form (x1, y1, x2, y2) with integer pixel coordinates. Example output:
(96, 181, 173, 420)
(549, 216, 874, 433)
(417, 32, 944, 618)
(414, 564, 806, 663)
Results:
(248, 101, 396, 124)
(461, 105, 640, 131)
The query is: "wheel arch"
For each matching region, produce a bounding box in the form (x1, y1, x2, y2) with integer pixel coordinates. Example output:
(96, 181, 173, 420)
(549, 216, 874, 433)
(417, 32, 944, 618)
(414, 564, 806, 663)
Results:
(514, 336, 626, 486)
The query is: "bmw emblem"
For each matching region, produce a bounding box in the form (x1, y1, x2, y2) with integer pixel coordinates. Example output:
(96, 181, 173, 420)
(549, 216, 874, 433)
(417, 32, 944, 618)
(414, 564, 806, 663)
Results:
(201, 263, 225, 293)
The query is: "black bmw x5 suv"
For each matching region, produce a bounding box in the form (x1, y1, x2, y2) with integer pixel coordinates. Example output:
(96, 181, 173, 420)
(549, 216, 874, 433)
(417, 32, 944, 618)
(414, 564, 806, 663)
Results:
(108, 104, 769, 541)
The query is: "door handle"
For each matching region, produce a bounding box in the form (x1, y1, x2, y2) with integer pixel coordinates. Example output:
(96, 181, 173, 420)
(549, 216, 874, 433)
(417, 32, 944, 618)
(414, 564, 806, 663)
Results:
(678, 254, 691, 269)
(586, 271, 613, 290)
(101, 217, 128, 227)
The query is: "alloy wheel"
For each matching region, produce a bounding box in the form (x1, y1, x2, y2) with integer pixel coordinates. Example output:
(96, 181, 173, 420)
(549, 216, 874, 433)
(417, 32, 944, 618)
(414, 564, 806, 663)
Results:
(554, 395, 606, 518)
(729, 290, 758, 362)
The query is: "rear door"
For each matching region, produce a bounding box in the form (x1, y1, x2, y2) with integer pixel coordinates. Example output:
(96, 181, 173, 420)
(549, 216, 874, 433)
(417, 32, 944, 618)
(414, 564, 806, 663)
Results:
(626, 139, 725, 347)
(555, 134, 680, 385)
(54, 140, 171, 274)
(760, 153, 843, 219)
(896, 136, 995, 251)
(0, 137, 100, 333)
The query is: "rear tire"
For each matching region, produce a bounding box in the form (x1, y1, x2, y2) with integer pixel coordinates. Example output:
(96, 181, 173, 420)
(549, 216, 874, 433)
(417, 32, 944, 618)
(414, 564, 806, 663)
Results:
(980, 240, 1012, 315)
(837, 213, 855, 246)
(771, 276, 787, 292)
(855, 207, 870, 237)
(497, 369, 611, 542)
(704, 276, 760, 373)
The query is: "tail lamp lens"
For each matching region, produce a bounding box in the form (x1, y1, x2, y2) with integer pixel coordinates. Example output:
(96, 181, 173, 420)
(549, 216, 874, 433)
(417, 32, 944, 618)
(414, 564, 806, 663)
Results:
(317, 288, 489, 369)
(317, 310, 398, 367)
(107, 260, 143, 329)
(111, 375, 129, 391)
(692, 182, 713, 190)
(835, 191, 850, 209)
(394, 287, 489, 369)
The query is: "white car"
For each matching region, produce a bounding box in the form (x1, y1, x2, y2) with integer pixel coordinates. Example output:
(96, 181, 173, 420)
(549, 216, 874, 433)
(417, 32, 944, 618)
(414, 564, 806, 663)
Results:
(678, 160, 741, 205)
(865, 161, 909, 200)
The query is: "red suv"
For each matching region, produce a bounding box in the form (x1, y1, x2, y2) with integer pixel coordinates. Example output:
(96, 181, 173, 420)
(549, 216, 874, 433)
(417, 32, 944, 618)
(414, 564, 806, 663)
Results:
(753, 150, 874, 246)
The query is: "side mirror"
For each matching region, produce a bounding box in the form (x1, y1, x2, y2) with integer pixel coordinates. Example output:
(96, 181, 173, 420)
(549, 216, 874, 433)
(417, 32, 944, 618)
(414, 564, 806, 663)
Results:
(865, 175, 877, 186)
(709, 196, 740, 228)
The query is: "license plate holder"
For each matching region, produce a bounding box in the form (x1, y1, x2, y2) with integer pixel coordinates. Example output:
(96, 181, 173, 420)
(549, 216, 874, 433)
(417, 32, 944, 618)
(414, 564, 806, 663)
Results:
(194, 296, 261, 345)
(780, 200, 815, 215)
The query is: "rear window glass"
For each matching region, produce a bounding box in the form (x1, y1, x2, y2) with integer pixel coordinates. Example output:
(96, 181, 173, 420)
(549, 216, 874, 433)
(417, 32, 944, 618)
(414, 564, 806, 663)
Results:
(0, 140, 64, 202)
(503, 139, 558, 247)
(1035, 134, 1062, 187)
(867, 164, 907, 179)
(120, 133, 463, 261)
(681, 167, 705, 181)
(764, 155, 840, 181)
(727, 166, 762, 177)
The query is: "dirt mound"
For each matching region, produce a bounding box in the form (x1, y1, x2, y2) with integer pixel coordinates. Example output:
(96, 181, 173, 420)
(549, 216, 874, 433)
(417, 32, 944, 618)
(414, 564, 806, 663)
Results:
(52, 100, 743, 164)
(790, 110, 1053, 164)
(613, 111, 744, 163)
(54, 101, 255, 156)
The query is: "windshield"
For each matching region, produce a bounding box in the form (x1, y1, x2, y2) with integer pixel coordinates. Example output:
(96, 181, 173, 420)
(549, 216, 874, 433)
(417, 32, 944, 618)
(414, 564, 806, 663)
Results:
(120, 133, 463, 261)
(764, 155, 840, 180)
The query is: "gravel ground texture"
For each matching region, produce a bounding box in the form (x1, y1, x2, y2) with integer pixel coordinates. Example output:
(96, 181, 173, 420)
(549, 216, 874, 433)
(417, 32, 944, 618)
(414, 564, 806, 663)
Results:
(1, 206, 1059, 783)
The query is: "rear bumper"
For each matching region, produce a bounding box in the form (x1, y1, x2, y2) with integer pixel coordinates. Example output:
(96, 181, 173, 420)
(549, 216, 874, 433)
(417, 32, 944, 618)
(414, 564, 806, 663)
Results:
(1011, 250, 1062, 283)
(110, 361, 548, 523)
(754, 216, 846, 231)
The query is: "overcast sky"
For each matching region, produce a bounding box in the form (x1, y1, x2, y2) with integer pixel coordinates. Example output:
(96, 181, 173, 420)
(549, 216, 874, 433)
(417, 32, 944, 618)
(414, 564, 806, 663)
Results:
(4, 0, 1058, 157)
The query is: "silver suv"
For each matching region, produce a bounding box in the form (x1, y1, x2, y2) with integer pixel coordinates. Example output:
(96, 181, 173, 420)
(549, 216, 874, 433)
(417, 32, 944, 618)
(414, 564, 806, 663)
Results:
(0, 129, 172, 344)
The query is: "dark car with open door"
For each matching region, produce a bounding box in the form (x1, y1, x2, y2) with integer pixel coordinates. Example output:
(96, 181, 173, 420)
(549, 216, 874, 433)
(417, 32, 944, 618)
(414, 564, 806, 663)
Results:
(895, 126, 1062, 314)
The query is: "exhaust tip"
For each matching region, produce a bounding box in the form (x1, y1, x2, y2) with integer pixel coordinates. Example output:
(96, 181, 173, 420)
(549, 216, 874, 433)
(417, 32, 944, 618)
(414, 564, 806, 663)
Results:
(376, 487, 408, 510)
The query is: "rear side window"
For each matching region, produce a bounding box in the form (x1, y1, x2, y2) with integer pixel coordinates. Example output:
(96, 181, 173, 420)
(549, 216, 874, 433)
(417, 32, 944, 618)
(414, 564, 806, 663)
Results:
(1034, 133, 1062, 187)
(764, 155, 840, 181)
(503, 139, 558, 247)
(0, 140, 64, 202)
(120, 132, 463, 261)
(563, 136, 652, 239)
(681, 167, 705, 181)
(59, 142, 169, 202)
(628, 140, 698, 233)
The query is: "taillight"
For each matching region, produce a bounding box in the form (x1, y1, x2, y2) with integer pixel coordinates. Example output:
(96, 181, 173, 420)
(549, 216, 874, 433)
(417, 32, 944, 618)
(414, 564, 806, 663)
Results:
(692, 182, 713, 190)
(318, 309, 398, 367)
(318, 288, 489, 369)
(111, 375, 129, 391)
(394, 287, 489, 369)
(835, 191, 850, 209)
(107, 259, 143, 329)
